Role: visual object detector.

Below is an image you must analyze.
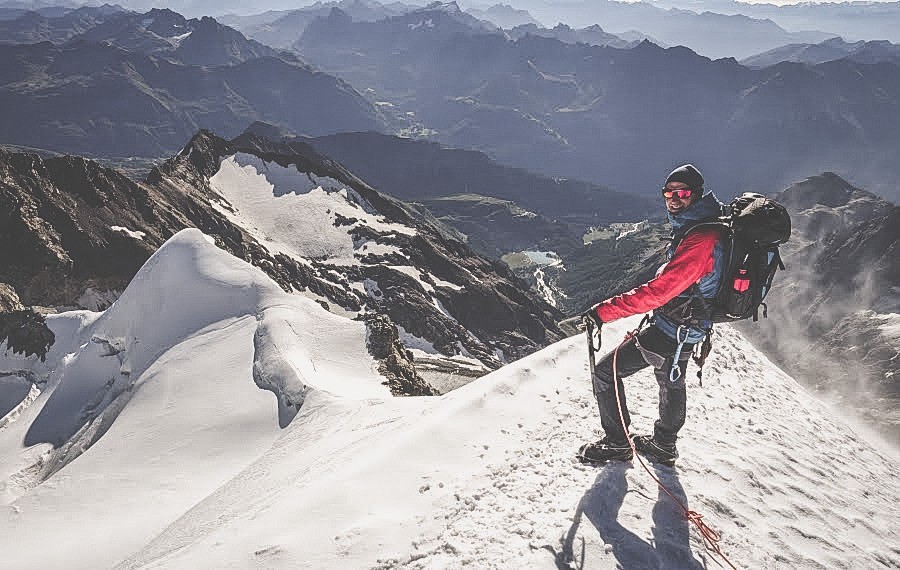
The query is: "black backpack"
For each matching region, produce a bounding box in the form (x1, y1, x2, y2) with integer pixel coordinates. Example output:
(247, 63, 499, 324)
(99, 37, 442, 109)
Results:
(683, 192, 791, 323)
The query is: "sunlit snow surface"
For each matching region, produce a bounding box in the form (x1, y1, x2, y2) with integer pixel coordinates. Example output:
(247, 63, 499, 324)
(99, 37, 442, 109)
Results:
(209, 153, 413, 263)
(0, 231, 898, 569)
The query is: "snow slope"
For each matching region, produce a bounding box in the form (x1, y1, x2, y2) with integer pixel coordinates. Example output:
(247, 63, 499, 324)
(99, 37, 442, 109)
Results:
(209, 153, 415, 263)
(1, 230, 899, 569)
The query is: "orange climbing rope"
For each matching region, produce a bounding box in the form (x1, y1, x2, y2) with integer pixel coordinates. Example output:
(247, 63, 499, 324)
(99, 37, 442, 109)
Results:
(609, 324, 739, 570)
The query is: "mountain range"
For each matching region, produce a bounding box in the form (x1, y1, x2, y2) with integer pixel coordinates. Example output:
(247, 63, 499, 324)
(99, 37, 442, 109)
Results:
(299, 128, 657, 254)
(295, 7, 900, 203)
(221, 0, 418, 50)
(0, 1, 80, 21)
(488, 0, 835, 59)
(71, 7, 284, 66)
(0, 38, 384, 157)
(0, 130, 565, 392)
(0, 4, 123, 43)
(506, 22, 652, 49)
(465, 2, 539, 28)
(3, 3, 900, 204)
(741, 36, 900, 68)
(647, 0, 900, 44)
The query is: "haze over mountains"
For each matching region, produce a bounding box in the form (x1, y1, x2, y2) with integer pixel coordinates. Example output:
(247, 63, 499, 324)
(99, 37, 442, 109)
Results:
(219, 0, 419, 50)
(4, 1, 899, 205)
(646, 0, 900, 43)
(497, 0, 834, 59)
(292, 3, 900, 202)
(754, 174, 900, 437)
(741, 36, 900, 68)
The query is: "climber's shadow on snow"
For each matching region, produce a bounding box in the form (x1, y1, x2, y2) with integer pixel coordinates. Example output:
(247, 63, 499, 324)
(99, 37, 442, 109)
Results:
(552, 462, 704, 569)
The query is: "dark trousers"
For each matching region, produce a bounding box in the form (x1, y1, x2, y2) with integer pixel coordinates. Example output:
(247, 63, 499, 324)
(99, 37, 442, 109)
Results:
(592, 325, 692, 444)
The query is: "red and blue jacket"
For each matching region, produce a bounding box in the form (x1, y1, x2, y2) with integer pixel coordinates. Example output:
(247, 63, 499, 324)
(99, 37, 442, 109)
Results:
(594, 192, 726, 342)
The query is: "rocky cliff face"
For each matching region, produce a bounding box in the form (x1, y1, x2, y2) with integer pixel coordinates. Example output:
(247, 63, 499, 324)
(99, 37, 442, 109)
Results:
(365, 313, 437, 397)
(0, 130, 563, 392)
(1, 149, 168, 307)
(0, 284, 54, 362)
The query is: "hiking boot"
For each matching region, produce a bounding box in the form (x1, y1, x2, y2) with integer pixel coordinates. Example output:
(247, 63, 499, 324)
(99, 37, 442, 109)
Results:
(577, 437, 633, 464)
(632, 434, 678, 466)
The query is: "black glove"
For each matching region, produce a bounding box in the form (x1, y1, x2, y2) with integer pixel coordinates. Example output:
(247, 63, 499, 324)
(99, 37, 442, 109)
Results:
(0, 308, 56, 362)
(582, 304, 604, 332)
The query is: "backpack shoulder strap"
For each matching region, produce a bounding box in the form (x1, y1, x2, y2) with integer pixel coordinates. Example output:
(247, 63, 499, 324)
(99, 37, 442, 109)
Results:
(672, 220, 731, 249)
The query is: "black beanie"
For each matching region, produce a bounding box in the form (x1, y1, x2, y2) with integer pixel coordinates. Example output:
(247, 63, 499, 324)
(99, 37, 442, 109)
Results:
(665, 164, 704, 190)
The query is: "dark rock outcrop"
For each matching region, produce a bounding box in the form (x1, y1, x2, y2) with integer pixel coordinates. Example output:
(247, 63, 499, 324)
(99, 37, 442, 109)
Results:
(365, 313, 437, 396)
(0, 307, 55, 362)
(0, 283, 55, 362)
(0, 284, 24, 313)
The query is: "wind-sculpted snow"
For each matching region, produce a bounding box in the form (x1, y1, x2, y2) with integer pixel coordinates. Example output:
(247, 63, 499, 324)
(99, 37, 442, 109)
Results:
(0, 230, 387, 512)
(1, 236, 898, 570)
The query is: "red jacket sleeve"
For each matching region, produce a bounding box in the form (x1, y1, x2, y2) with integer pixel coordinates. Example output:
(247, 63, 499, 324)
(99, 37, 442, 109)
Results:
(595, 227, 719, 323)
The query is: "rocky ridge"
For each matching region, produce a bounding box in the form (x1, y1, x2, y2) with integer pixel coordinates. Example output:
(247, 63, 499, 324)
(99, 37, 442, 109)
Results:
(0, 26, 386, 157)
(0, 130, 563, 393)
(71, 8, 285, 67)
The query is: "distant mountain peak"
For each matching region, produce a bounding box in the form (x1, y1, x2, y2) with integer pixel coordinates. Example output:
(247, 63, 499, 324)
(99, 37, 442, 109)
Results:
(324, 6, 353, 23)
(242, 121, 294, 142)
(634, 38, 662, 50)
(144, 8, 182, 18)
(424, 1, 462, 14)
(778, 172, 867, 210)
